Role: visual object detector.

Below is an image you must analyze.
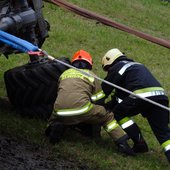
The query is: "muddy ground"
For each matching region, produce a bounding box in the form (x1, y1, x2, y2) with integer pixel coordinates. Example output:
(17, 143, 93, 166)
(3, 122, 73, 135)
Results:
(0, 98, 90, 170)
(0, 134, 89, 170)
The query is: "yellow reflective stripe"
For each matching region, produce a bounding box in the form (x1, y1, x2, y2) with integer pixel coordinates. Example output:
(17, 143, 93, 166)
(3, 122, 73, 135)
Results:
(104, 120, 119, 133)
(161, 140, 170, 152)
(54, 102, 93, 116)
(134, 87, 164, 94)
(118, 117, 131, 125)
(91, 90, 105, 102)
(60, 69, 94, 83)
(133, 87, 165, 98)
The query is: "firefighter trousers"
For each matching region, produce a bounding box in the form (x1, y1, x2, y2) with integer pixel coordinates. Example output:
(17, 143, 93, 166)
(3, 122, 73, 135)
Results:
(49, 103, 126, 141)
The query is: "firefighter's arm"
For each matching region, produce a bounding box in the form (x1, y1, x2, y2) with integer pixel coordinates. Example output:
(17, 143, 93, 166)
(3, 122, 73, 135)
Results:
(90, 77, 116, 108)
(90, 77, 106, 105)
(103, 90, 118, 111)
(91, 88, 118, 111)
(91, 89, 106, 105)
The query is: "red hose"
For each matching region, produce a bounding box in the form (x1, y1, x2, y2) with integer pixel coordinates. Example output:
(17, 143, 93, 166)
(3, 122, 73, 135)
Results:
(48, 0, 170, 49)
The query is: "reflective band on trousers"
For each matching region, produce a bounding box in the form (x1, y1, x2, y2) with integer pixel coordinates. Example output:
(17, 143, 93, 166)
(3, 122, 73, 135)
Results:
(161, 140, 170, 152)
(54, 102, 93, 116)
(91, 90, 105, 102)
(133, 87, 165, 98)
(118, 62, 141, 75)
(119, 117, 134, 129)
(104, 120, 119, 133)
(121, 120, 134, 129)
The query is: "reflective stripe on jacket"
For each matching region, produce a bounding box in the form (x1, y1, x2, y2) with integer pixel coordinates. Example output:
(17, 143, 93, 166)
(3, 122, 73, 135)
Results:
(133, 87, 165, 98)
(54, 68, 104, 115)
(60, 68, 95, 83)
(91, 90, 106, 102)
(102, 59, 166, 100)
(54, 101, 93, 116)
(118, 62, 141, 75)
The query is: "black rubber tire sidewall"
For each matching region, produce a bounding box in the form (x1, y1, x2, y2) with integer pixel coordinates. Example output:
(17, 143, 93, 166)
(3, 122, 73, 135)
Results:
(4, 57, 70, 119)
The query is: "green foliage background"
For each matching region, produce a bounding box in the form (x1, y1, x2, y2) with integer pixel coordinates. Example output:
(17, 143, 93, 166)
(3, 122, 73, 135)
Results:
(0, 0, 170, 169)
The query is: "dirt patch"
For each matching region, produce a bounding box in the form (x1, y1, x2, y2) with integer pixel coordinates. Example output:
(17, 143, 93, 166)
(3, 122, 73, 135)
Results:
(0, 98, 90, 169)
(0, 135, 89, 170)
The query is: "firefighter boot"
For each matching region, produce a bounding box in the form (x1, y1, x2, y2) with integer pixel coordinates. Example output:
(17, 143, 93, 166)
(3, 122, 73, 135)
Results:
(122, 122, 149, 153)
(132, 134, 148, 153)
(45, 122, 65, 144)
(116, 135, 136, 156)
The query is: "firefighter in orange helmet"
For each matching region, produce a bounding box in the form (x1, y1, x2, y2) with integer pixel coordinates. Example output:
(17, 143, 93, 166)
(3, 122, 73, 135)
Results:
(46, 49, 135, 156)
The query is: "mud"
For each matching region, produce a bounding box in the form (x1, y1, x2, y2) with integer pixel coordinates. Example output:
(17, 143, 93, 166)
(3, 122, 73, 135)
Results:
(0, 135, 89, 170)
(0, 98, 90, 169)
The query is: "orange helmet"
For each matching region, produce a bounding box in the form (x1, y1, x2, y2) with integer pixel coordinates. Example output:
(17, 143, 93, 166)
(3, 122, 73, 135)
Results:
(71, 50, 93, 66)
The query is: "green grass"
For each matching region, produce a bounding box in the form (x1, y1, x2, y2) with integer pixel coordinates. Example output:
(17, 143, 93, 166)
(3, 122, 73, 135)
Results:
(0, 0, 170, 169)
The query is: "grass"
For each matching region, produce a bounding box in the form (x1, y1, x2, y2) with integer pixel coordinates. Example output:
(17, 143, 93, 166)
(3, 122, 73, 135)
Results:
(0, 0, 170, 169)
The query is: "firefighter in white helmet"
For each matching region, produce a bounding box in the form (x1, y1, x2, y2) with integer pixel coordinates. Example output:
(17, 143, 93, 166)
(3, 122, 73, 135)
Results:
(46, 49, 135, 156)
(101, 48, 170, 164)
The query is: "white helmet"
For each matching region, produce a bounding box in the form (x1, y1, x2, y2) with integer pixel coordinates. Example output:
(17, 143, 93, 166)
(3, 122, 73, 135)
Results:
(102, 48, 124, 70)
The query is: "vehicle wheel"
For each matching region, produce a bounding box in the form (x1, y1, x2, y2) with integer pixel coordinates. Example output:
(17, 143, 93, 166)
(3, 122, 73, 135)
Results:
(16, 104, 54, 120)
(4, 57, 70, 119)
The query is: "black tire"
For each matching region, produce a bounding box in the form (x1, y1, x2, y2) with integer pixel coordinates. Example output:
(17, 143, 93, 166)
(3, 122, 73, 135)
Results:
(16, 104, 54, 120)
(4, 57, 70, 119)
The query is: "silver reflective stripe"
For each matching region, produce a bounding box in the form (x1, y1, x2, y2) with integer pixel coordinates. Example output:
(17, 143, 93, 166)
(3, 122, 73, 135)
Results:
(135, 90, 165, 98)
(121, 120, 134, 129)
(56, 102, 93, 116)
(164, 145, 170, 152)
(118, 62, 140, 75)
(117, 98, 122, 103)
(133, 87, 165, 98)
(91, 90, 105, 102)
